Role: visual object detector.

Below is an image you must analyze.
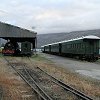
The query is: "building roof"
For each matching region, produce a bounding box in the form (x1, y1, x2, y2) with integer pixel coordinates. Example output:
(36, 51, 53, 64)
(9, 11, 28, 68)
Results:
(0, 21, 37, 38)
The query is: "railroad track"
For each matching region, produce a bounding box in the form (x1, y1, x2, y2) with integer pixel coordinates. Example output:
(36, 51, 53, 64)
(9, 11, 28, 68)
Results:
(4, 57, 93, 100)
(34, 67, 93, 100)
(4, 57, 52, 100)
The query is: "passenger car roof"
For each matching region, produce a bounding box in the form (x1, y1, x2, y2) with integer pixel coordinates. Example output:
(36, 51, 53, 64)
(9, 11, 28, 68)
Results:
(41, 35, 100, 47)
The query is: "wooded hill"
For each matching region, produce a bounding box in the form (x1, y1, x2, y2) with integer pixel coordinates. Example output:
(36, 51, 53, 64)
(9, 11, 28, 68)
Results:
(37, 29, 100, 48)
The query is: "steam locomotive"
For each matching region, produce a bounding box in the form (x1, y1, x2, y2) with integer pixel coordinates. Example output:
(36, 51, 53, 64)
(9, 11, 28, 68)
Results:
(2, 41, 20, 56)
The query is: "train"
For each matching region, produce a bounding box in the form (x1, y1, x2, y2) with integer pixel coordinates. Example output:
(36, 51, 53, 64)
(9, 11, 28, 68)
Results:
(21, 41, 33, 56)
(41, 35, 100, 62)
(2, 41, 20, 56)
(2, 41, 33, 56)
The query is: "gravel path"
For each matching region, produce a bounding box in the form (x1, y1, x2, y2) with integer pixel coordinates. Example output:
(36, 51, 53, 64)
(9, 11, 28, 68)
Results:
(41, 53, 100, 80)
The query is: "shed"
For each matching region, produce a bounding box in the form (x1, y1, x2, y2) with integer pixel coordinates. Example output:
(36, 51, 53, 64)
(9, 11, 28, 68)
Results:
(0, 21, 37, 48)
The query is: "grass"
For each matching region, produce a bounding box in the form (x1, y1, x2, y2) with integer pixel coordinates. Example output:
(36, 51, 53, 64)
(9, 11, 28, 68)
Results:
(31, 53, 53, 63)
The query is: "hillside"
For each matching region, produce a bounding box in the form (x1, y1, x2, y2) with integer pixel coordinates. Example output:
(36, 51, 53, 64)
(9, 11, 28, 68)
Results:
(37, 29, 100, 48)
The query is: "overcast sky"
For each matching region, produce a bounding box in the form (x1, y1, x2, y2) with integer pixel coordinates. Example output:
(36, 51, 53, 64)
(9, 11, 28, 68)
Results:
(0, 0, 100, 34)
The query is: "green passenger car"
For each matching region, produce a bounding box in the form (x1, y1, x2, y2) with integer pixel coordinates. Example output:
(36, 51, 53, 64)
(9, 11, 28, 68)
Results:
(44, 45, 50, 52)
(61, 38, 99, 61)
(51, 43, 59, 54)
(21, 41, 32, 56)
